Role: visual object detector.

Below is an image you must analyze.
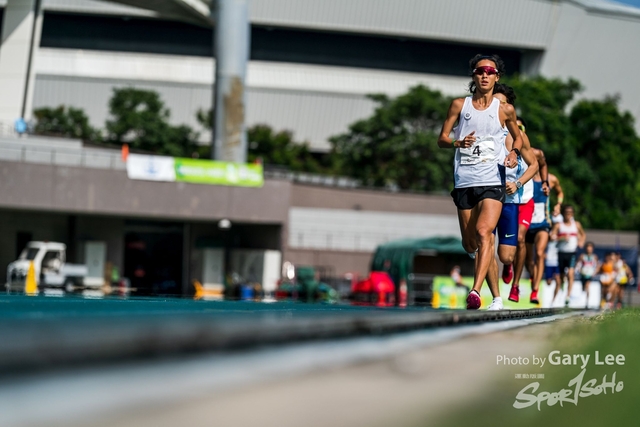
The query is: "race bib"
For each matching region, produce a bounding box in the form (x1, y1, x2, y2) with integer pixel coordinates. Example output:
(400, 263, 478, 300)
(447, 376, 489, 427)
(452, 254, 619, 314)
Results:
(459, 136, 495, 165)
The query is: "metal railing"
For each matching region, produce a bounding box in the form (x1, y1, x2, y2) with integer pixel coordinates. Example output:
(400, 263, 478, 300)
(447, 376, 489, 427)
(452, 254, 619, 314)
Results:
(0, 141, 126, 170)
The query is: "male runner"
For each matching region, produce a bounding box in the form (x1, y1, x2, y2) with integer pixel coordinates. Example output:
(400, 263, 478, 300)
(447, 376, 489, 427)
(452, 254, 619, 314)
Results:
(490, 86, 540, 303)
(550, 204, 586, 306)
(525, 170, 563, 304)
(438, 54, 522, 310)
(576, 242, 599, 308)
(613, 252, 634, 308)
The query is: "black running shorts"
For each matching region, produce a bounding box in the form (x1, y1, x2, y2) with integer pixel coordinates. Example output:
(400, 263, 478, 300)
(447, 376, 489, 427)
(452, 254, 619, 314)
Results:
(525, 227, 549, 244)
(451, 186, 505, 210)
(558, 252, 576, 272)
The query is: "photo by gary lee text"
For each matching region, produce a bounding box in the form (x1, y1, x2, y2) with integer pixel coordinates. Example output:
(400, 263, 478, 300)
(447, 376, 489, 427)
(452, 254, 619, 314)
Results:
(497, 350, 625, 369)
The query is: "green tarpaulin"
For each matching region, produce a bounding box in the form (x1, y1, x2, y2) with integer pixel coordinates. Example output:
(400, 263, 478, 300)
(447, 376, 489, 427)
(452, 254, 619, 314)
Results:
(370, 236, 465, 285)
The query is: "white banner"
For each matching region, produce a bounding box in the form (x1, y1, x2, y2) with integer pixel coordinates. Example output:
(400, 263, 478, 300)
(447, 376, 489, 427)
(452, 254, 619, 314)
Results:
(126, 154, 176, 182)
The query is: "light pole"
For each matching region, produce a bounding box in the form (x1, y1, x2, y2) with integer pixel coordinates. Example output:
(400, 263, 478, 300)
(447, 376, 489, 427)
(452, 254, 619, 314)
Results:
(211, 0, 250, 163)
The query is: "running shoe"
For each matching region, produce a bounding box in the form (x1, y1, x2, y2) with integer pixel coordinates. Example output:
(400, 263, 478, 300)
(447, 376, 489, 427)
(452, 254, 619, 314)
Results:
(502, 264, 513, 284)
(468, 250, 477, 259)
(466, 290, 481, 310)
(508, 284, 519, 302)
(487, 298, 503, 311)
(530, 289, 539, 304)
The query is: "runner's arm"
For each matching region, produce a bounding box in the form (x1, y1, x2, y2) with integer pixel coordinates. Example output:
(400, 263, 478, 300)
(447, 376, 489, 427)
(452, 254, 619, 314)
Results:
(438, 99, 471, 148)
(576, 221, 586, 248)
(534, 148, 550, 194)
(550, 174, 564, 211)
(549, 223, 559, 240)
(624, 263, 634, 280)
(516, 139, 539, 185)
(502, 104, 523, 167)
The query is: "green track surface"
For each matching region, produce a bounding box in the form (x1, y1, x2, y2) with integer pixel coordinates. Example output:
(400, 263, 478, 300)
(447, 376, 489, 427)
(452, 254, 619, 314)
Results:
(0, 294, 564, 374)
(0, 293, 427, 320)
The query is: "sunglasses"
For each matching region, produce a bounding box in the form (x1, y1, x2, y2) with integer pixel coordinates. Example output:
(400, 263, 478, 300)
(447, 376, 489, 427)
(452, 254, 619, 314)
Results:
(472, 66, 499, 76)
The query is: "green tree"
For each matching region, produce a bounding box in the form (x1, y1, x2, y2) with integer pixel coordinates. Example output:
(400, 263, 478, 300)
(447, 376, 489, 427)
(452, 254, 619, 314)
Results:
(331, 77, 640, 230)
(505, 76, 640, 229)
(33, 106, 100, 141)
(329, 85, 454, 192)
(504, 76, 590, 215)
(196, 109, 323, 171)
(567, 96, 640, 229)
(247, 125, 323, 172)
(106, 88, 199, 157)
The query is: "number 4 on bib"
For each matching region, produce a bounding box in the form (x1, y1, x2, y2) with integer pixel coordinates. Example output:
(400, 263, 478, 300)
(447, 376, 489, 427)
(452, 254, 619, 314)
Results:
(459, 137, 495, 165)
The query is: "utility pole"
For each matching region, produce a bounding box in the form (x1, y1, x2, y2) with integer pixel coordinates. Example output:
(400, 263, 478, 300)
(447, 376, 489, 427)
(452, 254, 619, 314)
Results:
(211, 0, 250, 163)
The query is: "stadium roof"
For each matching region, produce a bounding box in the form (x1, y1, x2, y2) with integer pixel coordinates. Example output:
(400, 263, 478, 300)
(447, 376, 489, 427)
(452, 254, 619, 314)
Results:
(108, 0, 212, 25)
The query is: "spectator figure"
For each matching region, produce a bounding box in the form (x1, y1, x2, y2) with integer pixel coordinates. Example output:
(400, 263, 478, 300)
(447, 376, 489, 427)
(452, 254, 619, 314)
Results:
(576, 242, 599, 309)
(451, 265, 470, 292)
(550, 204, 586, 307)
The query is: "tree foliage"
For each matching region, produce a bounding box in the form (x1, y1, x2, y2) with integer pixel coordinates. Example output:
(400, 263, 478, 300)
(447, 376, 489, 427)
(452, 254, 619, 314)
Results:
(567, 96, 640, 228)
(331, 77, 640, 230)
(33, 106, 101, 141)
(505, 76, 640, 229)
(246, 125, 324, 172)
(329, 85, 454, 192)
(196, 109, 323, 172)
(106, 88, 199, 157)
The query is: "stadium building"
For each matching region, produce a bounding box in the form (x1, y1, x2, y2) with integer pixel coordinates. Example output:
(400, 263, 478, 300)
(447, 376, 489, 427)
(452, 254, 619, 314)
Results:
(0, 0, 638, 294)
(2, 0, 640, 149)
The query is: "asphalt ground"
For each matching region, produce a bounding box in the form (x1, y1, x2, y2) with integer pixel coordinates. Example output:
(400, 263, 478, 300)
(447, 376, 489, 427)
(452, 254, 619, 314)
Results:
(0, 294, 566, 373)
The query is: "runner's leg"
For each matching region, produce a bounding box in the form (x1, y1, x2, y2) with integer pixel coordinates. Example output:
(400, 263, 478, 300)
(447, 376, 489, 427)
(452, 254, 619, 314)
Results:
(471, 198, 503, 294)
(532, 231, 549, 293)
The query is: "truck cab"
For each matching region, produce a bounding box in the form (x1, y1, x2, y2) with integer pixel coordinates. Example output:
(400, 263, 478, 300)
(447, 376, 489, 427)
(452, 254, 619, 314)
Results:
(6, 242, 90, 292)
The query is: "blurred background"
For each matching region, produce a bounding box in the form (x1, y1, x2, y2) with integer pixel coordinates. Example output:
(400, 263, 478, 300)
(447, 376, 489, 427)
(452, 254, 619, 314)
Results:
(1, 0, 640, 305)
(1, 1, 640, 426)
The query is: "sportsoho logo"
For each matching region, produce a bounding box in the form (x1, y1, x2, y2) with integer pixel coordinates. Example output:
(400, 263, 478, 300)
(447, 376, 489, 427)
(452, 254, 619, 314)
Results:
(496, 350, 625, 410)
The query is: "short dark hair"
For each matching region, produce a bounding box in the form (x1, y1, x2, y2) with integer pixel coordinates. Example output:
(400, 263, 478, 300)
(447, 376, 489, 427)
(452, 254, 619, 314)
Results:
(468, 54, 506, 94)
(562, 204, 574, 214)
(585, 241, 595, 249)
(516, 116, 528, 129)
(494, 83, 517, 105)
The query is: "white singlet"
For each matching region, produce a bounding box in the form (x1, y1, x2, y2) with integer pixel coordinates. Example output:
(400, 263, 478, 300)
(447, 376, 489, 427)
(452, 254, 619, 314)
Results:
(453, 97, 507, 188)
(580, 254, 597, 278)
(557, 219, 579, 253)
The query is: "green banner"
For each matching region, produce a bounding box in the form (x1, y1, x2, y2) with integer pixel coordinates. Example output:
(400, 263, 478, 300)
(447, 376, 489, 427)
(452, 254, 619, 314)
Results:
(432, 276, 539, 309)
(174, 158, 263, 187)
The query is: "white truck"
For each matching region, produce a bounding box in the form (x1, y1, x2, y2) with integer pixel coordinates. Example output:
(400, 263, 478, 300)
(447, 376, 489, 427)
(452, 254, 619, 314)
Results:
(5, 241, 103, 292)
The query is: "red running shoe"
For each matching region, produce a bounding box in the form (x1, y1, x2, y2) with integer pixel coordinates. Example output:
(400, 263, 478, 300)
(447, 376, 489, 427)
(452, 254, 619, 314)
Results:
(508, 284, 520, 303)
(466, 290, 481, 310)
(502, 264, 513, 284)
(530, 289, 539, 304)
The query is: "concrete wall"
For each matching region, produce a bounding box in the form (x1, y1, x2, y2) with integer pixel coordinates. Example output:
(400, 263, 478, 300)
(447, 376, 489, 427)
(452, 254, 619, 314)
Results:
(0, 209, 69, 273)
(284, 183, 460, 275)
(1, 157, 637, 282)
(0, 159, 291, 223)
